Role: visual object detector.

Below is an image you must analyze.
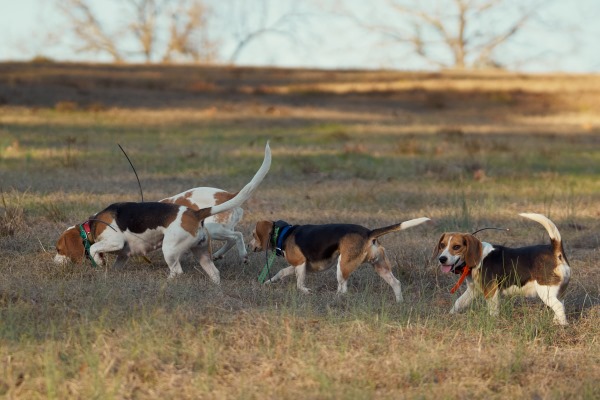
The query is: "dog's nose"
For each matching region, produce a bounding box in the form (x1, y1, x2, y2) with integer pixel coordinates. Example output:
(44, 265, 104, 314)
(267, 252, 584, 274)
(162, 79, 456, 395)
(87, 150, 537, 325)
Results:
(438, 256, 448, 264)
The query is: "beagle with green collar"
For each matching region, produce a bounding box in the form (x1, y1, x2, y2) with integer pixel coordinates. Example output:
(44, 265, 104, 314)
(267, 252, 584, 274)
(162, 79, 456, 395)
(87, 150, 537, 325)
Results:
(434, 213, 571, 325)
(54, 142, 271, 281)
(250, 217, 431, 302)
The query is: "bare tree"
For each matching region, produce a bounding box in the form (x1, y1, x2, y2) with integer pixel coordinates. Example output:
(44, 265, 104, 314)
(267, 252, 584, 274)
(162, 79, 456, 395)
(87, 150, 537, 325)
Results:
(58, 0, 217, 63)
(59, 0, 124, 62)
(163, 1, 217, 62)
(224, 0, 305, 64)
(346, 0, 548, 70)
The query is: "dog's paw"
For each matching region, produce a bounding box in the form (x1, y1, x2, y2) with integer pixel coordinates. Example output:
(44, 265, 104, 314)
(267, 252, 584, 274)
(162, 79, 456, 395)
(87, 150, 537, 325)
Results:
(299, 286, 312, 295)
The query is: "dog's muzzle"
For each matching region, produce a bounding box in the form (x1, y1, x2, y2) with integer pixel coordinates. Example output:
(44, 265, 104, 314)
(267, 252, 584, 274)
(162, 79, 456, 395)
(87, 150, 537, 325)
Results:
(438, 256, 466, 275)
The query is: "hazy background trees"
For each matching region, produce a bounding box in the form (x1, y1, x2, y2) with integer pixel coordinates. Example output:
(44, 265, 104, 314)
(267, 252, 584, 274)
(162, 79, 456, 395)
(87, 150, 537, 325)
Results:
(11, 0, 592, 71)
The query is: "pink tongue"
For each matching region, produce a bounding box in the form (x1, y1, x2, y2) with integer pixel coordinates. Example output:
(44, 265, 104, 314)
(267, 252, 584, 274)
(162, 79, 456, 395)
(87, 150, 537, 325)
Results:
(441, 265, 452, 273)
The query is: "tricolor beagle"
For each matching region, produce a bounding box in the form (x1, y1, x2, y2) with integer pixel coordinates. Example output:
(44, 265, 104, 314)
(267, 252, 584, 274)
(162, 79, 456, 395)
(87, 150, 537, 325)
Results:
(54, 142, 271, 281)
(434, 213, 571, 325)
(249, 217, 431, 301)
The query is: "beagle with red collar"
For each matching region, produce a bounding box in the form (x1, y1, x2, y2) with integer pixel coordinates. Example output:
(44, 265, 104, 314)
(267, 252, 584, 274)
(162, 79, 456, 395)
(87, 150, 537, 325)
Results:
(434, 213, 571, 325)
(54, 142, 271, 281)
(249, 217, 431, 301)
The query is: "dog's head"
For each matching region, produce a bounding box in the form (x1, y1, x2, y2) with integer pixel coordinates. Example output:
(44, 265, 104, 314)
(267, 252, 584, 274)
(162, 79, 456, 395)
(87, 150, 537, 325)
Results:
(250, 220, 275, 252)
(54, 226, 85, 265)
(434, 233, 482, 274)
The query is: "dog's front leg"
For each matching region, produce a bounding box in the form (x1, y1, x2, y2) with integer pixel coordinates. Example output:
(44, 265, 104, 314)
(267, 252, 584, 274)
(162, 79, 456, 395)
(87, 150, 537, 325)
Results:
(485, 290, 501, 317)
(450, 281, 476, 314)
(295, 263, 311, 294)
(89, 237, 124, 267)
(265, 266, 295, 284)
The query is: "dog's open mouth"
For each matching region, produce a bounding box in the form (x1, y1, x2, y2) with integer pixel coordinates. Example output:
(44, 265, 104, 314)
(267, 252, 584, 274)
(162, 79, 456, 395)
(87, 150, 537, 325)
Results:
(441, 264, 453, 273)
(440, 260, 465, 274)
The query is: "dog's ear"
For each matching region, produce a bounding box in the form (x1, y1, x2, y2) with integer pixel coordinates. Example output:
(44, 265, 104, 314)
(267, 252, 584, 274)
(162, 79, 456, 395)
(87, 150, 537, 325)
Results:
(256, 220, 274, 250)
(57, 228, 85, 263)
(463, 234, 483, 267)
(432, 233, 447, 260)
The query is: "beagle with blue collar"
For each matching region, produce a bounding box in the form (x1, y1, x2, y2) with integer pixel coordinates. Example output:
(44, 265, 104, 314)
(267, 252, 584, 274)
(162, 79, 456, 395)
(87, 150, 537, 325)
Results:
(250, 217, 431, 301)
(434, 213, 571, 325)
(54, 142, 271, 281)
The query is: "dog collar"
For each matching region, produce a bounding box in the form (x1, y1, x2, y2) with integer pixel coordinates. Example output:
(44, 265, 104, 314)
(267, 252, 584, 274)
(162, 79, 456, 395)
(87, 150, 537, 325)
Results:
(450, 265, 471, 294)
(79, 221, 98, 268)
(271, 220, 295, 257)
(275, 225, 294, 256)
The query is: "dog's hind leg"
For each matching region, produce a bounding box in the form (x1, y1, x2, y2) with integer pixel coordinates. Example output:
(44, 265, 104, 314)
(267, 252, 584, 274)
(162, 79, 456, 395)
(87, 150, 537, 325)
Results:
(191, 245, 220, 284)
(535, 283, 568, 325)
(336, 254, 363, 296)
(206, 223, 248, 262)
(371, 247, 403, 303)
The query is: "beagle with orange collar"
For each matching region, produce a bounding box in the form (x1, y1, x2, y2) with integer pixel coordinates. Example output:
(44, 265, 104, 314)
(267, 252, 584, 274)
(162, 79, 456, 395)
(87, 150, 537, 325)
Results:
(434, 213, 571, 325)
(54, 142, 271, 281)
(249, 217, 431, 301)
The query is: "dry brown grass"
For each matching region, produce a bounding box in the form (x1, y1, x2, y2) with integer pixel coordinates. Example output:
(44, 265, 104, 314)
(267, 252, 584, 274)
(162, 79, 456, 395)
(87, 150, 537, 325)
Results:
(0, 62, 599, 399)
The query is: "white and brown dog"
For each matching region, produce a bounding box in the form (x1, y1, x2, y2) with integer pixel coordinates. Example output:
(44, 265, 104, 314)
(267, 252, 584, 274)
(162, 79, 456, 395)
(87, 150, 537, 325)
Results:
(54, 143, 271, 281)
(250, 217, 431, 301)
(160, 181, 263, 262)
(434, 213, 571, 325)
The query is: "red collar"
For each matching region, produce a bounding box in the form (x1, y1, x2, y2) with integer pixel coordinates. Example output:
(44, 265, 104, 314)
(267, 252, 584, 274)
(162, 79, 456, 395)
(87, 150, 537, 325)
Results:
(450, 265, 471, 294)
(81, 221, 94, 242)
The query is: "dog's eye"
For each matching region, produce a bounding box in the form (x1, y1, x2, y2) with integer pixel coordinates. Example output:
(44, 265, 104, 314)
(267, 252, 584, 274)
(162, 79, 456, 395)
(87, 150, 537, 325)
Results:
(439, 242, 445, 248)
(452, 245, 461, 250)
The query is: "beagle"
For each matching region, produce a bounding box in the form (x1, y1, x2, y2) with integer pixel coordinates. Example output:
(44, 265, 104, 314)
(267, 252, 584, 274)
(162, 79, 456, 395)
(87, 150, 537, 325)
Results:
(249, 217, 431, 301)
(54, 142, 271, 281)
(434, 213, 571, 325)
(160, 169, 270, 263)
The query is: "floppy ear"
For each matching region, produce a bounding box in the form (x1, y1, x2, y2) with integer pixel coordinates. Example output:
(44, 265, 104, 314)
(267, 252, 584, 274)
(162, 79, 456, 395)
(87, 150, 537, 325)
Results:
(463, 234, 483, 267)
(256, 220, 274, 251)
(57, 228, 85, 263)
(432, 233, 447, 260)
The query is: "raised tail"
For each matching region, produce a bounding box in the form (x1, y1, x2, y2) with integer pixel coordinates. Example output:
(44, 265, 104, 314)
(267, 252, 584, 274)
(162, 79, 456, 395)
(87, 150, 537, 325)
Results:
(200, 141, 271, 218)
(369, 217, 431, 240)
(519, 213, 564, 256)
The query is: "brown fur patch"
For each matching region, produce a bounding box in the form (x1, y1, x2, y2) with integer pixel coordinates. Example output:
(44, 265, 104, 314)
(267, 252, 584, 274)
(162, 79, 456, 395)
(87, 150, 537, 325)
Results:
(92, 210, 115, 241)
(281, 242, 306, 266)
(57, 227, 85, 263)
(212, 191, 237, 224)
(181, 209, 201, 236)
(254, 220, 274, 251)
(164, 193, 196, 210)
(337, 236, 369, 279)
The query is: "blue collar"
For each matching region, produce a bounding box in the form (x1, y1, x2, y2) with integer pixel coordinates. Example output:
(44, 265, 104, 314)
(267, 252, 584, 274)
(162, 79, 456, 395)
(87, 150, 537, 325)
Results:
(275, 225, 294, 256)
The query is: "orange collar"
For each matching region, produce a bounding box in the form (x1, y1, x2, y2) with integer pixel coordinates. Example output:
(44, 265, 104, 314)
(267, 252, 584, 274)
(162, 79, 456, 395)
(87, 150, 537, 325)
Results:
(450, 265, 471, 294)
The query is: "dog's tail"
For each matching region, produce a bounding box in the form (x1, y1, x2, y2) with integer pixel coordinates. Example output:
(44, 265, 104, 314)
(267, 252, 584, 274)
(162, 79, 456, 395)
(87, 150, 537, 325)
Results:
(369, 217, 431, 240)
(519, 213, 566, 259)
(195, 142, 271, 220)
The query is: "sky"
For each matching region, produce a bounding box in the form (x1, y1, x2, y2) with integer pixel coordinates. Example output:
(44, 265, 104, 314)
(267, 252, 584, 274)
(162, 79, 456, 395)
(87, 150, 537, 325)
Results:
(1, 0, 599, 73)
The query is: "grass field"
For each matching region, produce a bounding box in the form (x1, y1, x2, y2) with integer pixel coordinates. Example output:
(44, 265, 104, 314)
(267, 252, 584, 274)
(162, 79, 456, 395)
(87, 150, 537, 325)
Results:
(1, 62, 600, 399)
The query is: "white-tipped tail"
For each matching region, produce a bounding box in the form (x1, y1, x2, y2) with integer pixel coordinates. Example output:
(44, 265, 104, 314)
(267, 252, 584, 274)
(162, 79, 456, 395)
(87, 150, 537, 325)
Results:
(519, 213, 561, 242)
(399, 217, 431, 230)
(209, 141, 271, 216)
